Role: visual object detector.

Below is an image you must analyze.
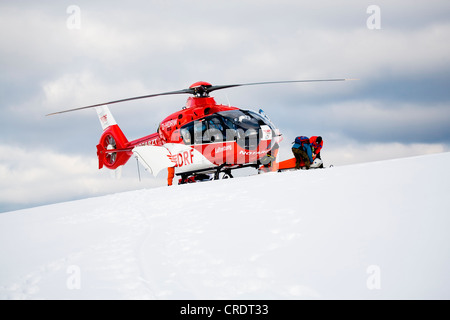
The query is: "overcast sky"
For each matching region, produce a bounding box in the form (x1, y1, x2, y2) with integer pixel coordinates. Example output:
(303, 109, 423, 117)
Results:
(1, 0, 450, 212)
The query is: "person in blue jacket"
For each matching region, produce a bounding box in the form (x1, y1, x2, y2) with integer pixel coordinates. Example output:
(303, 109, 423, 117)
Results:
(292, 136, 313, 169)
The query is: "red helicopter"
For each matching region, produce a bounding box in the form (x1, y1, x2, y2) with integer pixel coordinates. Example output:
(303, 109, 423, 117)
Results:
(47, 79, 347, 184)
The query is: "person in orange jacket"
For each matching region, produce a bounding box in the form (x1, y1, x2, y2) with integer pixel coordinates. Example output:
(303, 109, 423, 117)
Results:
(167, 167, 175, 186)
(309, 136, 323, 161)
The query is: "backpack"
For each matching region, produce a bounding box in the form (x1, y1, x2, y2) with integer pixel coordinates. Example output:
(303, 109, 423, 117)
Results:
(294, 136, 310, 146)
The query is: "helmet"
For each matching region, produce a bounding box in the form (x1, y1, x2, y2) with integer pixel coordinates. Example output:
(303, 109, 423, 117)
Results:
(311, 158, 323, 168)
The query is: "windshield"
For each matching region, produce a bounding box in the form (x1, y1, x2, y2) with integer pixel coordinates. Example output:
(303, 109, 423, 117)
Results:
(180, 110, 274, 150)
(218, 110, 264, 131)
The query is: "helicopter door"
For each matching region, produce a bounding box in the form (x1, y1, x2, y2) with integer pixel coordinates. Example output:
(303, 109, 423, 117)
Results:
(180, 120, 206, 145)
(180, 117, 226, 145)
(194, 120, 206, 144)
(133, 145, 175, 177)
(205, 117, 225, 143)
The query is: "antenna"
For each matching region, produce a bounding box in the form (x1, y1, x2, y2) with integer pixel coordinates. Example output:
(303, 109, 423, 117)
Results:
(225, 94, 231, 107)
(136, 156, 141, 182)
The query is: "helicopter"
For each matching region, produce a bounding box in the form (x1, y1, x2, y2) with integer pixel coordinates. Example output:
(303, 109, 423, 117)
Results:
(47, 79, 348, 184)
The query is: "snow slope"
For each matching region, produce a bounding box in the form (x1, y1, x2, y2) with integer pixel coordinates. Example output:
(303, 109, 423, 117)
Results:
(1, 153, 449, 300)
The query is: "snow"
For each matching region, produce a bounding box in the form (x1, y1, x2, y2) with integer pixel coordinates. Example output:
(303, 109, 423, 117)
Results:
(1, 152, 450, 300)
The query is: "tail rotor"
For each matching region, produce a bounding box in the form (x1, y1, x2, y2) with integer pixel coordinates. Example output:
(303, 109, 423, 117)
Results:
(104, 134, 117, 166)
(95, 106, 132, 170)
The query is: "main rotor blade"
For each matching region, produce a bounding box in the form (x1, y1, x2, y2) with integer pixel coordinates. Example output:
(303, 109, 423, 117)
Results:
(46, 88, 193, 116)
(46, 78, 354, 116)
(207, 78, 350, 93)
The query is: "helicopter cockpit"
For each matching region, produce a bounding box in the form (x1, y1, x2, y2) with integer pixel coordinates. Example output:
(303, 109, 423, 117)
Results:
(180, 109, 276, 150)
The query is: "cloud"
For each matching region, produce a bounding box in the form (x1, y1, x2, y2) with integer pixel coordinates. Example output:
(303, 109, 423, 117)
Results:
(324, 142, 448, 166)
(316, 101, 450, 144)
(0, 144, 166, 213)
(41, 70, 149, 113)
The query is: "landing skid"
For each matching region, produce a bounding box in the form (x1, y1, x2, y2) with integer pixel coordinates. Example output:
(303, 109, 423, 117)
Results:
(177, 163, 259, 184)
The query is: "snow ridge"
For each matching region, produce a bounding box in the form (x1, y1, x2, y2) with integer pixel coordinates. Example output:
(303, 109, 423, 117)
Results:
(1, 153, 450, 299)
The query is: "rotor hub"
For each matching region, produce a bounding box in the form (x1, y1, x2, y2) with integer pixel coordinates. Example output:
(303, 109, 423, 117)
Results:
(189, 81, 213, 97)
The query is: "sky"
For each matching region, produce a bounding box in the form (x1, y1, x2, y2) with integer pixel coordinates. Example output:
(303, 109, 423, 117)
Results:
(1, 0, 450, 212)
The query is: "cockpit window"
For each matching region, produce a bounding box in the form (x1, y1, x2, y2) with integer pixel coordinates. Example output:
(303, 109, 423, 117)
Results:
(218, 110, 260, 131)
(180, 110, 274, 150)
(208, 117, 224, 132)
(246, 110, 275, 130)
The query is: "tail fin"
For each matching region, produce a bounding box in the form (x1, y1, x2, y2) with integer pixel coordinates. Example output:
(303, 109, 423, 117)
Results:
(95, 106, 131, 170)
(96, 105, 117, 130)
